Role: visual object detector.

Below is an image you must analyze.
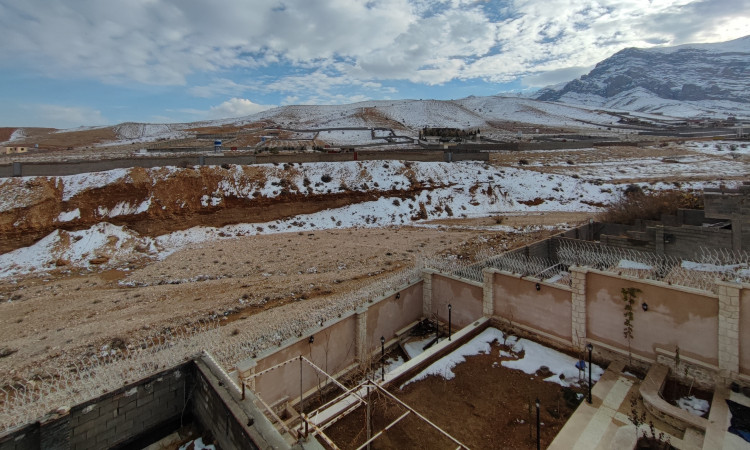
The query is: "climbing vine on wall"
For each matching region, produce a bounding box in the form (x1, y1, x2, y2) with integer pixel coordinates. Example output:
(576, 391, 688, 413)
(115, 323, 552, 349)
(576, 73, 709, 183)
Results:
(622, 287, 642, 364)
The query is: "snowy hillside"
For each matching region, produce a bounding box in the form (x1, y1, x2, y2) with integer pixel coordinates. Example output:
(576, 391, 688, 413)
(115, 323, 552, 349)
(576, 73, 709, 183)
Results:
(229, 97, 623, 131)
(535, 35, 750, 117)
(0, 153, 740, 279)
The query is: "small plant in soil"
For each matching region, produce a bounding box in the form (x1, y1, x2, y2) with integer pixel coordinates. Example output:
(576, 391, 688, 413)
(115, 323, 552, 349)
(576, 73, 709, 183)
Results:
(622, 287, 641, 365)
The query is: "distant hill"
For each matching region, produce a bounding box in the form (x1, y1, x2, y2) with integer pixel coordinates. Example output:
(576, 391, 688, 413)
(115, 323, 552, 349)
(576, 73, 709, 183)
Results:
(534, 35, 750, 117)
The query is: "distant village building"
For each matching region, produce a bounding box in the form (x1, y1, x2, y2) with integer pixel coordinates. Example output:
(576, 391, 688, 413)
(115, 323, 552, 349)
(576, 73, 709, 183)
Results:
(2, 146, 28, 154)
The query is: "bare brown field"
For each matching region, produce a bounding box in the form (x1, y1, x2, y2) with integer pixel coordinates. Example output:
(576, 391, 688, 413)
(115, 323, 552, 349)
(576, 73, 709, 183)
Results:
(0, 222, 570, 383)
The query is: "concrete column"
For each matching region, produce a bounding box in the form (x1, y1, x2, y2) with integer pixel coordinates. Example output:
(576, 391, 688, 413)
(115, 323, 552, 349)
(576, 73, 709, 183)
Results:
(654, 227, 665, 254)
(235, 358, 257, 391)
(482, 268, 494, 317)
(422, 270, 433, 318)
(731, 215, 742, 252)
(717, 281, 741, 380)
(355, 307, 368, 368)
(569, 266, 588, 348)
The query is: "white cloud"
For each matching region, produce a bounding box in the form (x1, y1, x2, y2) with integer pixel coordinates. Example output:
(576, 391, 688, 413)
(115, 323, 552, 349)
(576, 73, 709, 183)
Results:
(188, 79, 252, 98)
(206, 98, 275, 119)
(0, 0, 747, 97)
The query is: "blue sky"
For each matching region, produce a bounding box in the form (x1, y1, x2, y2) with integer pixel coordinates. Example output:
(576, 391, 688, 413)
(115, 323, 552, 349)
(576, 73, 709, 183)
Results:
(0, 0, 748, 128)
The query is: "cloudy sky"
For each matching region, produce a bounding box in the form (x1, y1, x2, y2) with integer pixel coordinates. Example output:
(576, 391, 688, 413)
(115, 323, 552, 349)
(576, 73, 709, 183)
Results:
(1, 0, 747, 128)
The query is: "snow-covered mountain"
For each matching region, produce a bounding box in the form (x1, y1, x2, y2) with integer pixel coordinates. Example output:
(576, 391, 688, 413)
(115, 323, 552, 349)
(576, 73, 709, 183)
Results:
(535, 35, 750, 117)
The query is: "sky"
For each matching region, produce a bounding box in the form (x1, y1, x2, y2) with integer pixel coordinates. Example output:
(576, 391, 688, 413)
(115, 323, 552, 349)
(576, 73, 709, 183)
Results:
(0, 0, 748, 129)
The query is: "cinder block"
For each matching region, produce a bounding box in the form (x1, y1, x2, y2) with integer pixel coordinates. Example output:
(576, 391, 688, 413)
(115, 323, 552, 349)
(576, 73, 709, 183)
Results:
(135, 394, 154, 408)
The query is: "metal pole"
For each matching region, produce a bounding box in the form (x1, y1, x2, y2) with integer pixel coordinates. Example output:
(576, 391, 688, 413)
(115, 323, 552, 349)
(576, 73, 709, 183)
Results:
(300, 356, 304, 416)
(536, 398, 540, 450)
(448, 304, 452, 341)
(587, 343, 593, 404)
(366, 384, 372, 450)
(381, 336, 385, 382)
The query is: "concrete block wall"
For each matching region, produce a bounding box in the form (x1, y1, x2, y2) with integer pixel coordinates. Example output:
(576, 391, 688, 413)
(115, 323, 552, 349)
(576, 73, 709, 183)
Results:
(68, 367, 187, 449)
(191, 359, 266, 450)
(1, 150, 487, 178)
(1, 357, 287, 450)
(0, 364, 190, 450)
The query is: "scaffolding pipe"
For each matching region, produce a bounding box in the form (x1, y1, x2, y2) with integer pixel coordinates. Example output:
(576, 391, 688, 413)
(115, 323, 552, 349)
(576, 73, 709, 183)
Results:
(367, 381, 470, 449)
(356, 411, 411, 450)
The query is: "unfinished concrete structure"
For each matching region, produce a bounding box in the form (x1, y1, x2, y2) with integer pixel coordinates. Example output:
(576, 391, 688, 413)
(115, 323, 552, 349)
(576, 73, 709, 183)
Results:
(2, 184, 750, 449)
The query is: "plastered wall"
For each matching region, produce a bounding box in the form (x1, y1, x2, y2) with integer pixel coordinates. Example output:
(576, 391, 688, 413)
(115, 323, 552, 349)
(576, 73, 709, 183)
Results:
(250, 282, 423, 407)
(492, 273, 573, 342)
(741, 288, 750, 377)
(430, 274, 483, 328)
(586, 273, 719, 366)
(253, 315, 357, 407)
(365, 283, 423, 352)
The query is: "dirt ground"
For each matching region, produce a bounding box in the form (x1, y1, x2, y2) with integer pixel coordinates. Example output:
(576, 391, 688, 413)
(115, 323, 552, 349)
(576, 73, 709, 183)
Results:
(323, 339, 587, 449)
(0, 218, 580, 383)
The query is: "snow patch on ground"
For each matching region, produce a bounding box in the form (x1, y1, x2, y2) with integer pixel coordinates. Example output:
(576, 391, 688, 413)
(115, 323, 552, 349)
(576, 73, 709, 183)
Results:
(179, 437, 215, 450)
(401, 327, 604, 389)
(676, 395, 710, 417)
(403, 336, 440, 359)
(502, 337, 605, 388)
(402, 328, 505, 387)
(61, 169, 130, 201)
(0, 223, 157, 278)
(56, 209, 81, 222)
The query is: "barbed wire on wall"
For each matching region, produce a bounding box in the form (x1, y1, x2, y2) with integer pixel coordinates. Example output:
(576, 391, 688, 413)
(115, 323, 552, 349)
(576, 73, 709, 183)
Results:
(0, 265, 424, 433)
(3, 242, 748, 433)
(556, 240, 750, 293)
(0, 319, 222, 433)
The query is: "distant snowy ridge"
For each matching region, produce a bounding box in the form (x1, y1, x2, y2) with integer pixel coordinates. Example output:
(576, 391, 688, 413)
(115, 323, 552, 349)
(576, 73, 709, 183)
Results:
(535, 35, 750, 117)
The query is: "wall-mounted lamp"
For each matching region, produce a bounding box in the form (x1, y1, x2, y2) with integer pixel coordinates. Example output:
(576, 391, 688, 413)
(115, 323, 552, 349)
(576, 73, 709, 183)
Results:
(535, 283, 541, 291)
(641, 302, 648, 312)
(395, 292, 400, 299)
(308, 336, 315, 344)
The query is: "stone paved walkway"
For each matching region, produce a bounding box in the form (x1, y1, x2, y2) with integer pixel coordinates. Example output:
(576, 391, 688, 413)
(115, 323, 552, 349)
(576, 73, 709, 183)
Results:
(550, 362, 750, 450)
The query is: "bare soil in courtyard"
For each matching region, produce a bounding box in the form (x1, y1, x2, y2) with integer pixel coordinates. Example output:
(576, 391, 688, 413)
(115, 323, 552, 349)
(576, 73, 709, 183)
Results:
(323, 340, 587, 449)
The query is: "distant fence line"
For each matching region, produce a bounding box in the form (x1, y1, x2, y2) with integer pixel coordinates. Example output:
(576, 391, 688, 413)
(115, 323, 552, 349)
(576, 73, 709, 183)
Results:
(0, 149, 489, 178)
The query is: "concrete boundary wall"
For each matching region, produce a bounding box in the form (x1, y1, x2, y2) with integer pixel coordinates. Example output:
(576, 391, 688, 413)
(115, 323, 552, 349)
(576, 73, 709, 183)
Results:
(0, 151, 488, 178)
(0, 363, 193, 450)
(480, 264, 749, 386)
(0, 357, 285, 450)
(741, 288, 750, 378)
(490, 270, 573, 343)
(426, 271, 484, 328)
(236, 281, 424, 408)
(585, 270, 719, 367)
